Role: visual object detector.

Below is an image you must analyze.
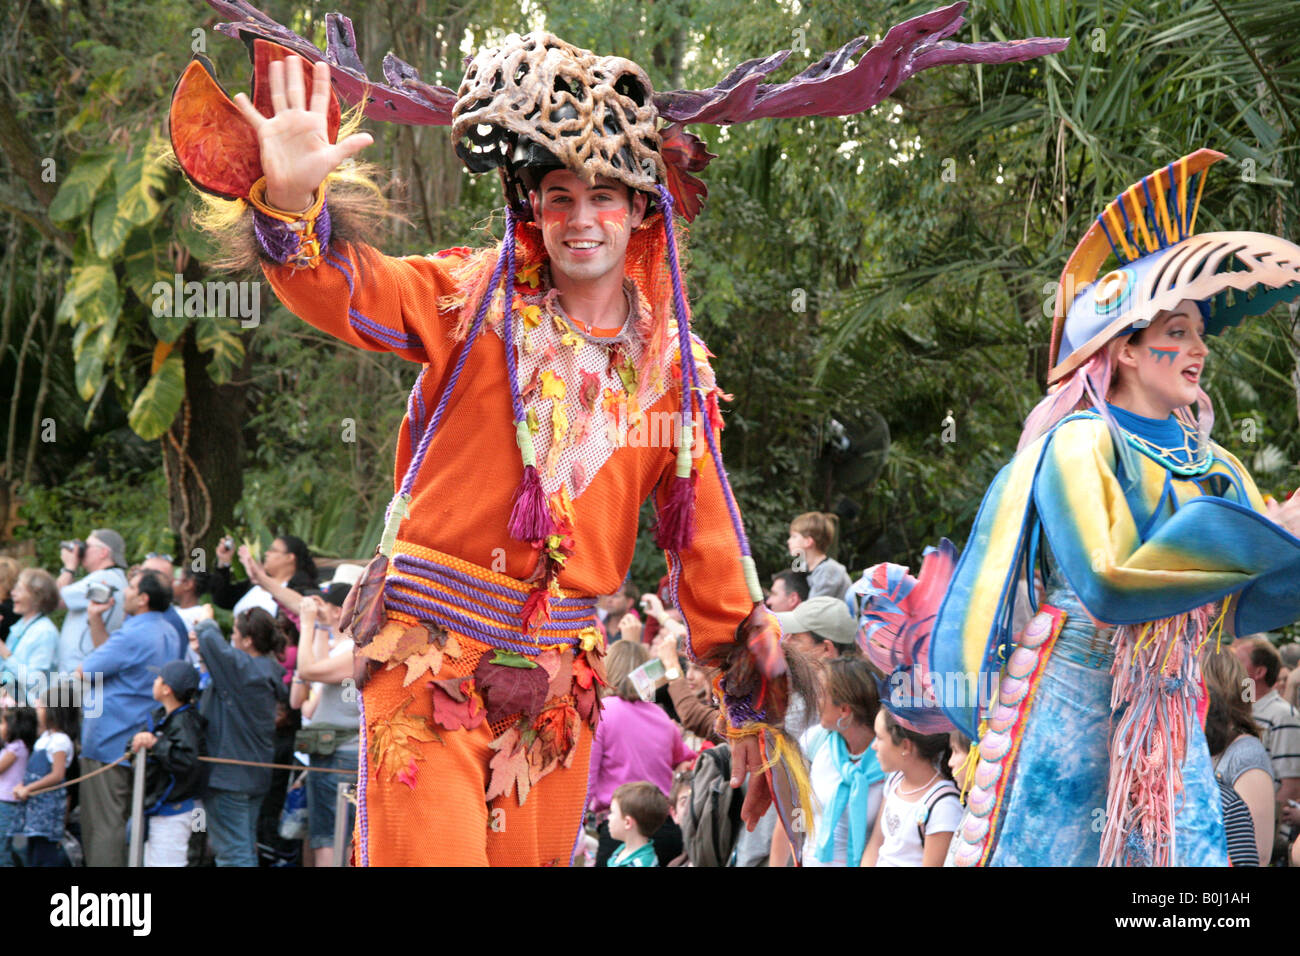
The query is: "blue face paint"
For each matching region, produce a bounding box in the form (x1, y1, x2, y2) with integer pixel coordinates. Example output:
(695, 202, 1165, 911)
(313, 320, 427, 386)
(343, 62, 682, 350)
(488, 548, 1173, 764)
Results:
(1147, 346, 1179, 364)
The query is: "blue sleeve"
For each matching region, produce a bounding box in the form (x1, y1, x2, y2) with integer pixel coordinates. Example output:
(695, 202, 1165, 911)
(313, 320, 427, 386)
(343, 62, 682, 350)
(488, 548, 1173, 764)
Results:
(4, 620, 58, 687)
(82, 629, 134, 678)
(60, 576, 91, 612)
(1032, 421, 1300, 627)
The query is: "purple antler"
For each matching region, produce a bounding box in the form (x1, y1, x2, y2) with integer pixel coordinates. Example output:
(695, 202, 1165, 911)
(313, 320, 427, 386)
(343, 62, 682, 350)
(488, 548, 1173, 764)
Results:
(653, 2, 1069, 126)
(204, 0, 457, 126)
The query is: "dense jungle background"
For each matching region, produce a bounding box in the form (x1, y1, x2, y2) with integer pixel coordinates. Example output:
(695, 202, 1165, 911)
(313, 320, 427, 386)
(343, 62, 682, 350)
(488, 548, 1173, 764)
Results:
(2, 0, 1298, 633)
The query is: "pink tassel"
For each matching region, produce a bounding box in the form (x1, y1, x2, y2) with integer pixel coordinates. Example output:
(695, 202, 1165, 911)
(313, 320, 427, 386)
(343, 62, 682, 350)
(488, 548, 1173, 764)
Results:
(655, 469, 698, 550)
(508, 464, 553, 542)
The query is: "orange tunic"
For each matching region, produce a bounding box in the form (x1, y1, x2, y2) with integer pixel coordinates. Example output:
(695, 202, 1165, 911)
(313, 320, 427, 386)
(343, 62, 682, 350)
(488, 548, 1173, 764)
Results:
(260, 238, 754, 662)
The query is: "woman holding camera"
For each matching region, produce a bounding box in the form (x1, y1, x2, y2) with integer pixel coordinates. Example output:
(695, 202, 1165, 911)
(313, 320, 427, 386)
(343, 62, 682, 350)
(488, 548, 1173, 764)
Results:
(587, 641, 695, 865)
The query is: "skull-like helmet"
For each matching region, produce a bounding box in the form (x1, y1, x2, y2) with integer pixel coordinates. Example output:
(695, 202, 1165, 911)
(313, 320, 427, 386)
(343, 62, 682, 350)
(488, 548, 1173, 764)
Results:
(452, 33, 667, 215)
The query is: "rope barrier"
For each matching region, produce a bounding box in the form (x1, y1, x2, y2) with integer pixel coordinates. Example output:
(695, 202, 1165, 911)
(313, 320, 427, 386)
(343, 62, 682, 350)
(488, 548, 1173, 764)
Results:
(21, 752, 357, 797)
(199, 756, 356, 775)
(22, 755, 130, 796)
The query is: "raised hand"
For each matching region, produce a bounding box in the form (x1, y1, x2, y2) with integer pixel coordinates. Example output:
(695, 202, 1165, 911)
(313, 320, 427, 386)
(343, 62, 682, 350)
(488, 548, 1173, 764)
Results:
(1265, 490, 1300, 538)
(231, 56, 373, 212)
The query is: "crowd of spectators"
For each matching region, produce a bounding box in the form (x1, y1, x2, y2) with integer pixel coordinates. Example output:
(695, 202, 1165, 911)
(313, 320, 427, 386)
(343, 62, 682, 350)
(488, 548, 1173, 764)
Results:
(0, 530, 358, 867)
(0, 509, 1297, 868)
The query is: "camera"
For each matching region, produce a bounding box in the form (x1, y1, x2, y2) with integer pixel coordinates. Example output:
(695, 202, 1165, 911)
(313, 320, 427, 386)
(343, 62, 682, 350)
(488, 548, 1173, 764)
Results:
(86, 582, 116, 604)
(61, 539, 86, 562)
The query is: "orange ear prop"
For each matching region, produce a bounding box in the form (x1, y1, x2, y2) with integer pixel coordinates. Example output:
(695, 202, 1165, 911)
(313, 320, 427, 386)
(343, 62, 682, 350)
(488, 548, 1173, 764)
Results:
(168, 39, 341, 201)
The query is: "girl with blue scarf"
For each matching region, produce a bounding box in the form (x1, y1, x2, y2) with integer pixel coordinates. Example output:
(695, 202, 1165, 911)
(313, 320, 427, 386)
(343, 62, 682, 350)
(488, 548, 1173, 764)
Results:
(799, 658, 886, 867)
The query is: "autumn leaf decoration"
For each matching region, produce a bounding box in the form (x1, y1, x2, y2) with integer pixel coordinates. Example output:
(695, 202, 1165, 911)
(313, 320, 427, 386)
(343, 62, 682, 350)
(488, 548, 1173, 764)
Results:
(360, 621, 460, 687)
(429, 676, 486, 732)
(370, 696, 441, 789)
(486, 726, 533, 806)
(475, 652, 549, 726)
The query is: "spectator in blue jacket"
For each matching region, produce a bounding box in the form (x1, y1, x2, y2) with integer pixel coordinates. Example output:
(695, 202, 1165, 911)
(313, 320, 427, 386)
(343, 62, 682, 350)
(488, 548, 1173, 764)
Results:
(0, 568, 60, 704)
(194, 607, 285, 867)
(129, 660, 206, 867)
(76, 568, 174, 867)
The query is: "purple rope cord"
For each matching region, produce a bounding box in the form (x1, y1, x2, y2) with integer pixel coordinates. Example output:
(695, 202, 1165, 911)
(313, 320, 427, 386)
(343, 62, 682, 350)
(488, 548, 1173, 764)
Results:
(252, 202, 333, 265)
(383, 594, 586, 655)
(405, 367, 426, 452)
(390, 553, 592, 609)
(682, 327, 752, 558)
(385, 211, 516, 528)
(500, 209, 525, 423)
(387, 570, 592, 633)
(655, 186, 697, 456)
(659, 189, 764, 725)
(356, 685, 369, 866)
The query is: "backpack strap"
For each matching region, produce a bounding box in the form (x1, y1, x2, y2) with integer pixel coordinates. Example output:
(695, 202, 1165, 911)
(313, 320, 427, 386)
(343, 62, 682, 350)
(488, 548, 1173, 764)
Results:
(916, 783, 962, 846)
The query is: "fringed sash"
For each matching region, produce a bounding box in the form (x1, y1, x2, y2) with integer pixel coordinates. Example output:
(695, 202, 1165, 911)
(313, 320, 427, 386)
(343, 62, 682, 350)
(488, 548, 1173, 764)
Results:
(1098, 598, 1231, 866)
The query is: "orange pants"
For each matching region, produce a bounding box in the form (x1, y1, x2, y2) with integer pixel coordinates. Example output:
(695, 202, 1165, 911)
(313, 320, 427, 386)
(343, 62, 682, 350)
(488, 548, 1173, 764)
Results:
(355, 648, 593, 867)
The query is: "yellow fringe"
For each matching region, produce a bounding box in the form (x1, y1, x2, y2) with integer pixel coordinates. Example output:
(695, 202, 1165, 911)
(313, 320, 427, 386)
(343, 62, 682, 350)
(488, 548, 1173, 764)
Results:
(958, 741, 981, 802)
(727, 722, 817, 844)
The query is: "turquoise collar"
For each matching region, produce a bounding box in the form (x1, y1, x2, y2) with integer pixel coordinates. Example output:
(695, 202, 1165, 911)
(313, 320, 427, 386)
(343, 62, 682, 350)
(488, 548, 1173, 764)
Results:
(1098, 403, 1213, 476)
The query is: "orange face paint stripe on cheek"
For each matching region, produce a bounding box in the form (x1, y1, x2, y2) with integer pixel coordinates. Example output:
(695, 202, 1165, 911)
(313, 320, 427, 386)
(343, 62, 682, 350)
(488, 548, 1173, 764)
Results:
(597, 209, 627, 238)
(540, 206, 566, 234)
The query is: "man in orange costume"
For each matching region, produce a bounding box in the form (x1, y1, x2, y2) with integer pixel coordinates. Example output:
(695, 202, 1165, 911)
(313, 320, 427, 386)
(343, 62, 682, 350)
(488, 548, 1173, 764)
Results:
(168, 3, 1066, 865)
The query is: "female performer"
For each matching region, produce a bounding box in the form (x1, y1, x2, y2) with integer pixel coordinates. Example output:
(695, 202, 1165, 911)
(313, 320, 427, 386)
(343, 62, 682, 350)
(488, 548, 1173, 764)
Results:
(865, 151, 1300, 866)
(933, 150, 1300, 866)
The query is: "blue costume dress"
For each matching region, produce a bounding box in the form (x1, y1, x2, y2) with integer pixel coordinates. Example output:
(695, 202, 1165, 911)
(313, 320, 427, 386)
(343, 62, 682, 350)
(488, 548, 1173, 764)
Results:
(931, 404, 1300, 867)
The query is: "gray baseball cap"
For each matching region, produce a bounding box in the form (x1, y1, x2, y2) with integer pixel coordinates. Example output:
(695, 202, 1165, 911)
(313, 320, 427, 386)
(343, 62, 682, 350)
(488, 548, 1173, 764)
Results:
(90, 529, 127, 568)
(774, 596, 857, 647)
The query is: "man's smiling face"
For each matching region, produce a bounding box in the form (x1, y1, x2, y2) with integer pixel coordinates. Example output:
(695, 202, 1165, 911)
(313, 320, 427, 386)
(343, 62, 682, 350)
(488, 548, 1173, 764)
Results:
(530, 169, 647, 285)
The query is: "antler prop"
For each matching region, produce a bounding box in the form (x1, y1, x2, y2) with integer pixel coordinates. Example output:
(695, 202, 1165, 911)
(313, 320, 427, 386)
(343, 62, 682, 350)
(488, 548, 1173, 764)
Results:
(654, 2, 1068, 125)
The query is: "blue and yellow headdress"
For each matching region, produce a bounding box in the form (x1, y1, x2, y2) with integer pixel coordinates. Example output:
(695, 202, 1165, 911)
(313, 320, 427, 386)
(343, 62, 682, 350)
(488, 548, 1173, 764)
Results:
(1049, 149, 1300, 383)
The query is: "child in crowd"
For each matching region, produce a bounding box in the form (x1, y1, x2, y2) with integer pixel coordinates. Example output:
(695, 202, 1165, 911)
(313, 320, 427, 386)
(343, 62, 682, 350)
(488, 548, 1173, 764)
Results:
(800, 657, 885, 867)
(0, 707, 36, 866)
(864, 710, 962, 866)
(130, 660, 206, 867)
(948, 731, 974, 799)
(788, 512, 853, 600)
(12, 683, 79, 866)
(606, 781, 669, 868)
(666, 775, 692, 866)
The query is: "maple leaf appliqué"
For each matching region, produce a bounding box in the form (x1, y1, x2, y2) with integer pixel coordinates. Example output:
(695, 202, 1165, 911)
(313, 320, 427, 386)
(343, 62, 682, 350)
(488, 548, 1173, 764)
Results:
(486, 726, 532, 806)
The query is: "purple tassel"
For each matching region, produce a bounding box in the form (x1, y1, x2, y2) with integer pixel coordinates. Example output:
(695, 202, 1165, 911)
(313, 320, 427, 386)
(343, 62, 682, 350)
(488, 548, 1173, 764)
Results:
(508, 464, 553, 541)
(655, 469, 698, 550)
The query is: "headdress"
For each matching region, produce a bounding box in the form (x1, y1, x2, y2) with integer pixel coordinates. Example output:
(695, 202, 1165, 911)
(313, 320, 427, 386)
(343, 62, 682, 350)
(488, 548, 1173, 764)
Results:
(1049, 148, 1300, 383)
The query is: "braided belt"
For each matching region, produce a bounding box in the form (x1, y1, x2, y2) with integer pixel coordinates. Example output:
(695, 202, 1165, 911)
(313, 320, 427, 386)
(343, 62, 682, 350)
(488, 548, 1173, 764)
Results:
(383, 544, 598, 655)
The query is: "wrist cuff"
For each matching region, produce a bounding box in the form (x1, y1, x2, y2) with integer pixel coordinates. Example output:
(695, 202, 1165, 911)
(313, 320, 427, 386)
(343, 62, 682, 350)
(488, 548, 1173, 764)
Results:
(248, 176, 331, 269)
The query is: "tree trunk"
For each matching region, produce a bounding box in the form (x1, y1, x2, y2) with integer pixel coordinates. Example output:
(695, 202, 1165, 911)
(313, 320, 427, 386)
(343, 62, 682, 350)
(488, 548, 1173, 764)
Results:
(162, 328, 249, 569)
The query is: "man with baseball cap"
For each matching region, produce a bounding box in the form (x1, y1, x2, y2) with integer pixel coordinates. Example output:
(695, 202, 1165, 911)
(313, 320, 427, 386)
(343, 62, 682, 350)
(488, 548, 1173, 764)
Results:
(773, 596, 860, 661)
(129, 659, 206, 867)
(55, 528, 129, 676)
